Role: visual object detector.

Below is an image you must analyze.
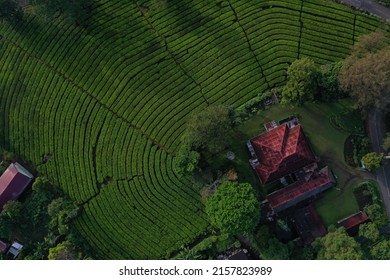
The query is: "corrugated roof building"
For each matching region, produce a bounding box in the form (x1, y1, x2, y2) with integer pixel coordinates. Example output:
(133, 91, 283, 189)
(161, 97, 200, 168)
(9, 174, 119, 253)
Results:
(0, 162, 34, 209)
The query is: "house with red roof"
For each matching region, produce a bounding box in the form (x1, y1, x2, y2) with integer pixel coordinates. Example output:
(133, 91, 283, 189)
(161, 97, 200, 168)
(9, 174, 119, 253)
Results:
(248, 119, 335, 213)
(0, 162, 34, 209)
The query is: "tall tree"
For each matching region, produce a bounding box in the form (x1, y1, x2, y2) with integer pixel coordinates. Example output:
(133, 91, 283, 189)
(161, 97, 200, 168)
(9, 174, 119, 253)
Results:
(318, 61, 344, 101)
(313, 227, 363, 260)
(205, 181, 259, 235)
(182, 105, 233, 153)
(281, 57, 318, 106)
(358, 222, 380, 243)
(339, 31, 390, 110)
(173, 146, 200, 176)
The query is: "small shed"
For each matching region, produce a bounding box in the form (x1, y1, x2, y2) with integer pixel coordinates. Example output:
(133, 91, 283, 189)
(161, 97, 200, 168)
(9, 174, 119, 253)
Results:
(7, 241, 23, 259)
(337, 211, 369, 236)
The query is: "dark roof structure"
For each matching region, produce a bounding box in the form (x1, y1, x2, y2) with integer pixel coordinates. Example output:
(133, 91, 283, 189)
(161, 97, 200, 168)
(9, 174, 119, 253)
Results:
(249, 124, 316, 184)
(266, 167, 335, 213)
(227, 249, 248, 260)
(0, 163, 34, 209)
(337, 211, 369, 235)
(0, 240, 7, 252)
(292, 205, 327, 245)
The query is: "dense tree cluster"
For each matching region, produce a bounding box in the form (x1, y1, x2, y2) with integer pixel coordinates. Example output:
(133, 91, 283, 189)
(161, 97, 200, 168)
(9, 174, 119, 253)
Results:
(0, 177, 88, 260)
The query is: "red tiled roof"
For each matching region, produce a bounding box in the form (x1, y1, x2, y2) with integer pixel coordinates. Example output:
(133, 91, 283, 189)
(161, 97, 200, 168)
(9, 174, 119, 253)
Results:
(267, 170, 333, 211)
(0, 163, 33, 209)
(250, 124, 315, 184)
(0, 240, 7, 252)
(338, 211, 369, 230)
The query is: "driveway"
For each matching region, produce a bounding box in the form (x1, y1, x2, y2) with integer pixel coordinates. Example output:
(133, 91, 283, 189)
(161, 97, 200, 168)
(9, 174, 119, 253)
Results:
(340, 0, 390, 19)
(368, 109, 390, 218)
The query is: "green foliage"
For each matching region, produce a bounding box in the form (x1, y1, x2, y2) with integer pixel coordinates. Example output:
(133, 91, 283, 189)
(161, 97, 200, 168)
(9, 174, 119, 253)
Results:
(0, 216, 10, 239)
(364, 203, 388, 228)
(318, 61, 344, 101)
(370, 239, 390, 260)
(313, 227, 363, 260)
(383, 132, 390, 151)
(260, 238, 290, 260)
(48, 240, 81, 260)
(182, 105, 233, 153)
(1, 200, 22, 220)
(281, 58, 318, 106)
(358, 222, 380, 243)
(47, 197, 79, 236)
(205, 181, 259, 235)
(361, 152, 384, 171)
(174, 146, 200, 176)
(339, 31, 390, 110)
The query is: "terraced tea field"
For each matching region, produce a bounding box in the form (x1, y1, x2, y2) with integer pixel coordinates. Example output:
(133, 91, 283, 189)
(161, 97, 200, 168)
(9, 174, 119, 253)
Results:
(0, 0, 381, 258)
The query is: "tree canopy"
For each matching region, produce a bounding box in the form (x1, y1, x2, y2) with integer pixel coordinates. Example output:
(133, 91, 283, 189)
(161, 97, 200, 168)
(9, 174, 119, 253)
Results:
(339, 31, 390, 110)
(314, 227, 363, 260)
(182, 105, 233, 153)
(361, 152, 384, 171)
(281, 57, 318, 106)
(358, 222, 380, 243)
(205, 181, 259, 235)
(173, 146, 200, 177)
(370, 239, 390, 260)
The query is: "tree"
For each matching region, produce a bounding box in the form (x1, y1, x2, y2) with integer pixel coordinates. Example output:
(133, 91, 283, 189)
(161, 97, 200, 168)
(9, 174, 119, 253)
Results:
(260, 238, 290, 260)
(383, 132, 390, 151)
(174, 146, 200, 176)
(339, 31, 390, 110)
(1, 200, 22, 220)
(361, 152, 384, 171)
(364, 203, 388, 228)
(182, 105, 233, 153)
(48, 240, 81, 260)
(351, 30, 387, 58)
(47, 197, 79, 235)
(358, 222, 380, 243)
(370, 239, 390, 260)
(0, 0, 22, 23)
(281, 57, 318, 106)
(313, 227, 363, 260)
(205, 181, 259, 235)
(318, 61, 344, 101)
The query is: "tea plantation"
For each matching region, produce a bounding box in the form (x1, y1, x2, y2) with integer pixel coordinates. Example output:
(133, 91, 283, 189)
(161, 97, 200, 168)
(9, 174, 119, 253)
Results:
(0, 0, 381, 258)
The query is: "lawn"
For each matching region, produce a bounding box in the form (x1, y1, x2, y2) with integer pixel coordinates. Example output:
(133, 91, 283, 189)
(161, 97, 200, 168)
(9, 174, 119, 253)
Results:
(228, 99, 362, 225)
